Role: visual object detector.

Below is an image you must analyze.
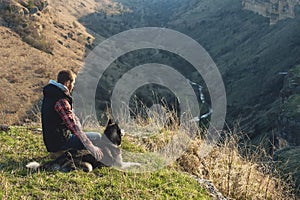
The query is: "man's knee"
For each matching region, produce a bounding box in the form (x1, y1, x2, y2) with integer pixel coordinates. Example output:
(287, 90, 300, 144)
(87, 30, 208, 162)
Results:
(85, 132, 101, 143)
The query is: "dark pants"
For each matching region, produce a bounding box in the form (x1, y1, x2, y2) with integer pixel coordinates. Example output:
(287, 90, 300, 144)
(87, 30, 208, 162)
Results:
(60, 132, 101, 151)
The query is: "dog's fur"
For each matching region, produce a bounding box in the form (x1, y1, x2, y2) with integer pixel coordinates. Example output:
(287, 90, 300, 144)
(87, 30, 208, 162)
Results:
(26, 119, 140, 172)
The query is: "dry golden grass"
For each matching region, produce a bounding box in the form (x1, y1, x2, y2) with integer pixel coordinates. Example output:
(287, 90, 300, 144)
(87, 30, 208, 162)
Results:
(114, 107, 297, 199)
(48, 0, 124, 17)
(0, 0, 100, 125)
(177, 133, 296, 200)
(0, 25, 81, 124)
(0, 0, 128, 125)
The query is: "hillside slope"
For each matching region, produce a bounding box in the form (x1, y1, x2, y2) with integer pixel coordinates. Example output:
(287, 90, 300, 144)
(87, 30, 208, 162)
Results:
(78, 0, 300, 192)
(169, 0, 300, 147)
(0, 0, 121, 124)
(0, 0, 299, 198)
(80, 0, 300, 149)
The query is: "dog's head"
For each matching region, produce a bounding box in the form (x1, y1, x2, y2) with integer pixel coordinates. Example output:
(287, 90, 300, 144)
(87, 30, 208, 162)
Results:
(103, 119, 122, 146)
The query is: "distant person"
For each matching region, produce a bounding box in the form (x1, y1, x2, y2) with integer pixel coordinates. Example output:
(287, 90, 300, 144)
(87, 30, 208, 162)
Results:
(41, 69, 103, 160)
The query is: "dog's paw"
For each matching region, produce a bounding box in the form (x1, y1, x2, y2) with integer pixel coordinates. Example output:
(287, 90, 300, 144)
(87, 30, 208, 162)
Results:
(79, 162, 93, 172)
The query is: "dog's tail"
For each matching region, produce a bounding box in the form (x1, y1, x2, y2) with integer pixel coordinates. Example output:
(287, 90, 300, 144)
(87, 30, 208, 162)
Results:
(26, 161, 41, 170)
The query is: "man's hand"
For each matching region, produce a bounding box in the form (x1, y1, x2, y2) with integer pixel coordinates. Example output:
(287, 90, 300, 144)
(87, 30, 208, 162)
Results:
(86, 143, 103, 161)
(92, 146, 103, 161)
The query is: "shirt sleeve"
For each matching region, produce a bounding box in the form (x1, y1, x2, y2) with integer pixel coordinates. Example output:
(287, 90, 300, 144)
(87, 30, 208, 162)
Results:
(54, 98, 103, 161)
(54, 98, 79, 136)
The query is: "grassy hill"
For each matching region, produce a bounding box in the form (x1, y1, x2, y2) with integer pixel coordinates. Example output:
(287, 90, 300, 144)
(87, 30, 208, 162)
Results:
(0, 126, 211, 199)
(0, 124, 296, 199)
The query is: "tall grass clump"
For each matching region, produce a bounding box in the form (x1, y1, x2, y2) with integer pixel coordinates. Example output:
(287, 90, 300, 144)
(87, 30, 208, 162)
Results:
(110, 102, 297, 199)
(83, 101, 296, 200)
(177, 129, 296, 199)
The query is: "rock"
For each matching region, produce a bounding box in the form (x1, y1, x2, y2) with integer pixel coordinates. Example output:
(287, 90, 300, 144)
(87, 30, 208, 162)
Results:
(0, 125, 10, 132)
(1, 0, 47, 16)
(9, 4, 25, 15)
(58, 40, 63, 45)
(35, 0, 48, 11)
(19, 0, 29, 7)
(61, 34, 68, 39)
(29, 7, 39, 14)
(192, 176, 228, 200)
(23, 7, 29, 14)
(242, 0, 300, 25)
(67, 32, 74, 39)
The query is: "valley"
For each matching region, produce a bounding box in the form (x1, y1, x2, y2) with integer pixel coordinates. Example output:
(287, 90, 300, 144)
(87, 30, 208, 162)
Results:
(80, 0, 300, 149)
(0, 0, 300, 197)
(79, 0, 300, 191)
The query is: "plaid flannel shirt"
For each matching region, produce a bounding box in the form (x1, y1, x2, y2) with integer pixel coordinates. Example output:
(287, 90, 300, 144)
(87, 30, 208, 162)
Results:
(54, 98, 80, 137)
(51, 89, 103, 161)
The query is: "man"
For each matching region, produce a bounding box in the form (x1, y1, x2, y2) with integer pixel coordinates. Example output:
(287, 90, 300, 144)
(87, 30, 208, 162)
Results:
(41, 69, 103, 161)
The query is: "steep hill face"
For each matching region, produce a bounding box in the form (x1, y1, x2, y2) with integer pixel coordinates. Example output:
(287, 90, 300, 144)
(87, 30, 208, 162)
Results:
(0, 0, 121, 124)
(168, 0, 300, 148)
(79, 0, 300, 150)
(243, 0, 300, 25)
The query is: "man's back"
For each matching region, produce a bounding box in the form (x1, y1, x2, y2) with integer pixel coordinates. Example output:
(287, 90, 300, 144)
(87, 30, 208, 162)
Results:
(42, 83, 72, 152)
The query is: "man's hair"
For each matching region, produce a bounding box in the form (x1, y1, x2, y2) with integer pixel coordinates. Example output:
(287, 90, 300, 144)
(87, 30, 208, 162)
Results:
(57, 70, 76, 84)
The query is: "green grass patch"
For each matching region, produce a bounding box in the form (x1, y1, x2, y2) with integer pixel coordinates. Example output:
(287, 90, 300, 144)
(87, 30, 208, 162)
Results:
(275, 147, 300, 189)
(0, 127, 210, 199)
(284, 94, 300, 119)
(289, 65, 300, 79)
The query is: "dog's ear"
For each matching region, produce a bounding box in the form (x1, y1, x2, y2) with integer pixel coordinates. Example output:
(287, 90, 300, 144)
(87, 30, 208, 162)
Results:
(107, 118, 114, 126)
(104, 119, 122, 146)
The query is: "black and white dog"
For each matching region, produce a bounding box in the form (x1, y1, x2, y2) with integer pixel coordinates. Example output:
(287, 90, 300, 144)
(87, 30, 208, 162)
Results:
(26, 119, 141, 172)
